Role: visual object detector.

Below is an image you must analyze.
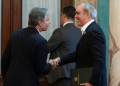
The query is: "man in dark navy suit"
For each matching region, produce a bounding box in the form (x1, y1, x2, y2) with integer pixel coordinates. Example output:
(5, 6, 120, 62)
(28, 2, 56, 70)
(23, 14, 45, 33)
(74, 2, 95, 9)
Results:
(1, 7, 56, 86)
(53, 2, 107, 86)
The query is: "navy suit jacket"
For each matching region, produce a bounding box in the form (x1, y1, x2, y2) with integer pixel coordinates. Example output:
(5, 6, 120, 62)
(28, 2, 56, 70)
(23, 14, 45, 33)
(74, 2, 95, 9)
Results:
(1, 27, 51, 86)
(60, 21, 107, 86)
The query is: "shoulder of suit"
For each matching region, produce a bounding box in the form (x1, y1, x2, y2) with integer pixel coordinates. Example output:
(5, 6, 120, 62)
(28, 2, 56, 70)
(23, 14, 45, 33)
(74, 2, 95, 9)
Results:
(11, 29, 23, 36)
(32, 34, 47, 45)
(55, 25, 81, 34)
(87, 22, 102, 31)
(53, 28, 63, 33)
(86, 25, 104, 38)
(64, 23, 79, 29)
(33, 34, 45, 40)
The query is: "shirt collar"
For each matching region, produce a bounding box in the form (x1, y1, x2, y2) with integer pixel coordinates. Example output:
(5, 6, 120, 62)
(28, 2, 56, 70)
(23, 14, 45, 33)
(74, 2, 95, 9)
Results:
(63, 21, 73, 27)
(81, 20, 94, 35)
(36, 28, 40, 34)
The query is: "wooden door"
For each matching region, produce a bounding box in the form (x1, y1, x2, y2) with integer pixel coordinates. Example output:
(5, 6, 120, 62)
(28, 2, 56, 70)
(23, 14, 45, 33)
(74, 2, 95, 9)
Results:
(0, 0, 22, 85)
(1, 0, 22, 56)
(60, 0, 73, 27)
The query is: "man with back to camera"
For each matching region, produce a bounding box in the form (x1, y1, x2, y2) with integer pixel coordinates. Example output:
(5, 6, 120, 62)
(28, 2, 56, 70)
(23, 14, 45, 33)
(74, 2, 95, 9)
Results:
(54, 2, 107, 86)
(1, 7, 57, 86)
(47, 6, 82, 86)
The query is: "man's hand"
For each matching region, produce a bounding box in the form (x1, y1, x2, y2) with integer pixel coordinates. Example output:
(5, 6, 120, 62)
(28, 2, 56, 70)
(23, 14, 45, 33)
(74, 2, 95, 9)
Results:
(53, 57, 61, 65)
(48, 57, 61, 70)
(80, 83, 93, 86)
(49, 59, 57, 70)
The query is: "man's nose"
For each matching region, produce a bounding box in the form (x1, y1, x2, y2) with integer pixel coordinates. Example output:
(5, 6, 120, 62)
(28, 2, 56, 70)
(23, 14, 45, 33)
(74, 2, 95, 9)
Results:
(74, 14, 77, 18)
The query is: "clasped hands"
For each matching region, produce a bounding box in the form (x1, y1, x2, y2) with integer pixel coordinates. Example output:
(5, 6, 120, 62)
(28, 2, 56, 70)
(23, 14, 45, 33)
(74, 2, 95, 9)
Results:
(48, 57, 61, 70)
(48, 58, 93, 86)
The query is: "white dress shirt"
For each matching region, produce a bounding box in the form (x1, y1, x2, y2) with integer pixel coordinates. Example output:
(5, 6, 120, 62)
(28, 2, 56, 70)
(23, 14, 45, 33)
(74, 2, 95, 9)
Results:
(36, 28, 40, 34)
(81, 20, 94, 35)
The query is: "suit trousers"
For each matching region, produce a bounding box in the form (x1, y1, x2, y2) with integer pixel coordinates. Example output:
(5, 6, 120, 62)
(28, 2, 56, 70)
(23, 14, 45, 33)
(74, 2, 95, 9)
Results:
(54, 78, 70, 86)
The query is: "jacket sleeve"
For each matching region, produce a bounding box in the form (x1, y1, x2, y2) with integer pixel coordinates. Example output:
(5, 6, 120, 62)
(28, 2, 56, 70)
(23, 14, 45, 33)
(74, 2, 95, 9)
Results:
(1, 39, 11, 79)
(36, 39, 51, 75)
(88, 30, 106, 86)
(59, 51, 76, 66)
(48, 29, 63, 52)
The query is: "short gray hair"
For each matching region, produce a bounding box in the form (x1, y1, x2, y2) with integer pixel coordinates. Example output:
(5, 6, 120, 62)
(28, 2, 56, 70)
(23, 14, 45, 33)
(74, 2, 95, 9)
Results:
(28, 7, 48, 27)
(77, 2, 97, 20)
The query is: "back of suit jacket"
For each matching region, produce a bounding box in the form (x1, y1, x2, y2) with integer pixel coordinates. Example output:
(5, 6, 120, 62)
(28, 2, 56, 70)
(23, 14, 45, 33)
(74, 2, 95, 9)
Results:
(47, 23, 82, 83)
(1, 27, 51, 86)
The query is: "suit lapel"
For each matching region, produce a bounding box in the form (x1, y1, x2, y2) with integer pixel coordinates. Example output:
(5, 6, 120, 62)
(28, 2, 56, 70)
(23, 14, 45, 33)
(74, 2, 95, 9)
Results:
(78, 34, 85, 43)
(78, 21, 96, 43)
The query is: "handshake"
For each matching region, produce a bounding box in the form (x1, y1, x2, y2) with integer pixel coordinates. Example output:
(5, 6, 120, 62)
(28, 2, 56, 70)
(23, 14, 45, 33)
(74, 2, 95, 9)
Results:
(48, 57, 61, 70)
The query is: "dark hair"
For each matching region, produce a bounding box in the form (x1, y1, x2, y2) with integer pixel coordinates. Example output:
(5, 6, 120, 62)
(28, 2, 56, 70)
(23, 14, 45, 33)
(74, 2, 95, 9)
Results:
(63, 6, 76, 19)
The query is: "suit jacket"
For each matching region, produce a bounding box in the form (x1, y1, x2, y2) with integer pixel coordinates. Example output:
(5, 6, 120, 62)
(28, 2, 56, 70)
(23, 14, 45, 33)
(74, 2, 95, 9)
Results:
(60, 21, 107, 86)
(47, 23, 82, 83)
(1, 27, 51, 86)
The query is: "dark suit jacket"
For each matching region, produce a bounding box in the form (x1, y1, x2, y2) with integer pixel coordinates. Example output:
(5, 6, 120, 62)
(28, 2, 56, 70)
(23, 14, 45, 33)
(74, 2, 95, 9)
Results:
(1, 27, 51, 86)
(47, 23, 82, 83)
(60, 21, 107, 86)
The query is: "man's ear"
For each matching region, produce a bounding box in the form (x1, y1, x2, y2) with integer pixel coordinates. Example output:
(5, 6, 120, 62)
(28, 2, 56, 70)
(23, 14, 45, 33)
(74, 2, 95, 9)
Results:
(38, 20, 43, 27)
(63, 13, 66, 18)
(86, 11, 91, 18)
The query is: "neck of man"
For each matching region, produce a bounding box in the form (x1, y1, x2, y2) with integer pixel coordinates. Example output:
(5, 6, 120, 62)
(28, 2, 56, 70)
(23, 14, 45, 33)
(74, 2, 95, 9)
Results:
(63, 18, 73, 25)
(35, 25, 42, 32)
(82, 18, 94, 27)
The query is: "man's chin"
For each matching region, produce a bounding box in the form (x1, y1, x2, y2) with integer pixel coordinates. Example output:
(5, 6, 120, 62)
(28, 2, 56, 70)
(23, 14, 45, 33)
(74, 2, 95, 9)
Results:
(45, 28, 48, 31)
(42, 29, 48, 31)
(77, 24, 81, 26)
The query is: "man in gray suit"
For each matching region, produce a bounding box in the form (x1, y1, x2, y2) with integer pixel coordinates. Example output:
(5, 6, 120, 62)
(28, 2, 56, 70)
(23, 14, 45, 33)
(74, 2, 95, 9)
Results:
(47, 6, 82, 86)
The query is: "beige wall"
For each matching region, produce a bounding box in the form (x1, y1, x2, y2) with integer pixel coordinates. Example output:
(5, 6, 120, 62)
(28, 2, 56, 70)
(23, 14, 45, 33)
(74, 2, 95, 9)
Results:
(74, 0, 97, 29)
(109, 0, 120, 86)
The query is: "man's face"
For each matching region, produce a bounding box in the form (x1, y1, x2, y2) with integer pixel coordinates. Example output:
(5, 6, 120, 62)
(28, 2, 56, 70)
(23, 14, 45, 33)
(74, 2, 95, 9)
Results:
(75, 5, 88, 27)
(42, 14, 50, 31)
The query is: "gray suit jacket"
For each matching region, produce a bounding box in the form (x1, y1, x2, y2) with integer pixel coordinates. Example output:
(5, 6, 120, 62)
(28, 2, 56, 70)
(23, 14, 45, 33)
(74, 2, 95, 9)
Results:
(47, 23, 82, 83)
